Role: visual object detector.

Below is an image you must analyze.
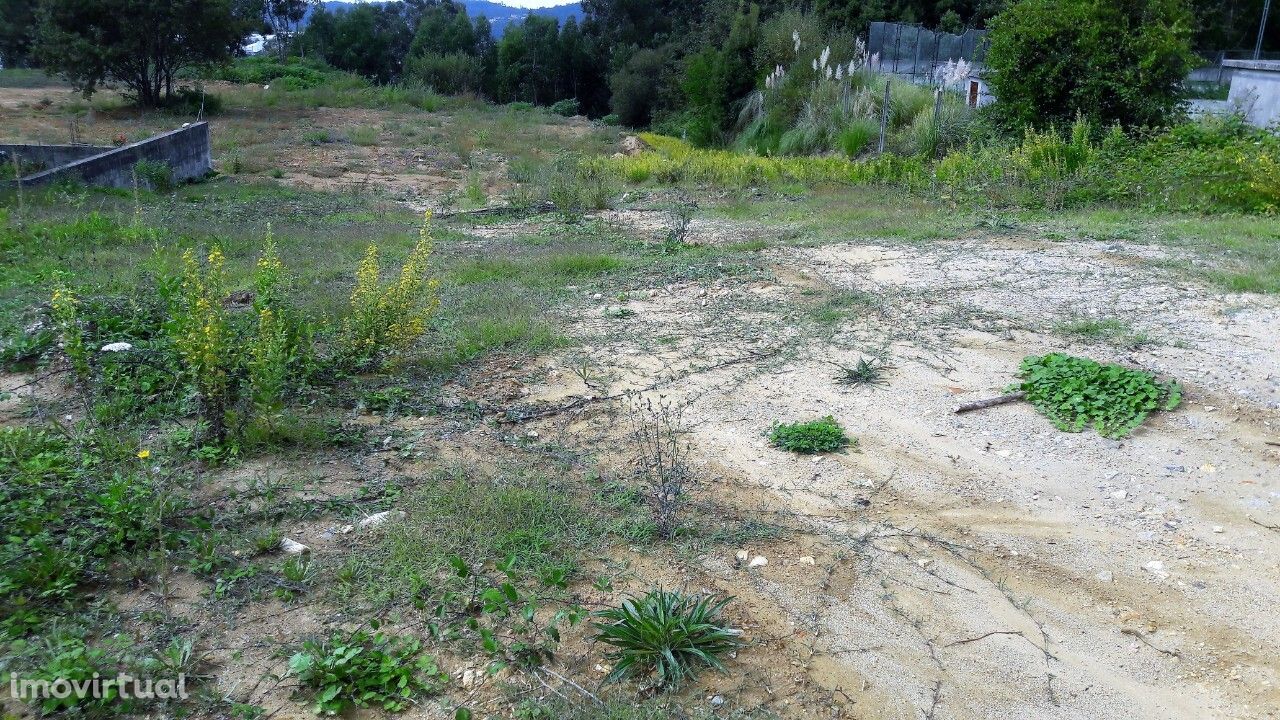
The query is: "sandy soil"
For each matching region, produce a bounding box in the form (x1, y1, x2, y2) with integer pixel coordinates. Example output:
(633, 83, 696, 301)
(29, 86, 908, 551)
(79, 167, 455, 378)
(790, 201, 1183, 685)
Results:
(515, 226, 1280, 719)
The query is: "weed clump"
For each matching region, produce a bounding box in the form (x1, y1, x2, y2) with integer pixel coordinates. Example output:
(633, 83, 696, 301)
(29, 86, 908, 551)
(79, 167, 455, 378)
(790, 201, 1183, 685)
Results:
(288, 625, 445, 714)
(593, 589, 741, 689)
(1014, 353, 1181, 438)
(769, 415, 852, 453)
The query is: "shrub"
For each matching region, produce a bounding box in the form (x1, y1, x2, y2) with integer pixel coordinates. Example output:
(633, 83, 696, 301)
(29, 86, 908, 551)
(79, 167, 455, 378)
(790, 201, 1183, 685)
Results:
(985, 0, 1196, 128)
(403, 52, 485, 95)
(593, 589, 741, 689)
(1014, 353, 1181, 438)
(214, 56, 336, 89)
(336, 213, 441, 368)
(170, 246, 233, 442)
(769, 416, 851, 453)
(550, 98, 580, 116)
(609, 45, 682, 128)
(837, 118, 879, 158)
(160, 86, 222, 116)
(288, 626, 446, 714)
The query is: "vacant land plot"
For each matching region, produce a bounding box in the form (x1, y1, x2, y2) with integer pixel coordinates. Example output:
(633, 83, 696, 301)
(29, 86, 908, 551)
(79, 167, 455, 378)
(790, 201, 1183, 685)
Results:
(2, 76, 1277, 720)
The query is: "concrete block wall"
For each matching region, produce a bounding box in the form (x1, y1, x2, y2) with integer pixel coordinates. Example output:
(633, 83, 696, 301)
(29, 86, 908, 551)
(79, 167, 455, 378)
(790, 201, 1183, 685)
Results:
(0, 143, 113, 171)
(3, 122, 211, 190)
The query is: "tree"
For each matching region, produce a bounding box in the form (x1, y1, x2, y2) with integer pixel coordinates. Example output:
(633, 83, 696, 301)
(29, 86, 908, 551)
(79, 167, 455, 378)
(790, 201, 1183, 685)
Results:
(301, 4, 414, 83)
(608, 44, 682, 126)
(36, 0, 254, 105)
(0, 0, 38, 68)
(985, 0, 1196, 128)
(264, 0, 311, 58)
(496, 15, 561, 104)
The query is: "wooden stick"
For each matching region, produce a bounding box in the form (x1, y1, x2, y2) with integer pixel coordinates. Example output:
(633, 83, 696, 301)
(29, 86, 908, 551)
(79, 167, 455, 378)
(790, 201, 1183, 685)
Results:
(953, 391, 1026, 414)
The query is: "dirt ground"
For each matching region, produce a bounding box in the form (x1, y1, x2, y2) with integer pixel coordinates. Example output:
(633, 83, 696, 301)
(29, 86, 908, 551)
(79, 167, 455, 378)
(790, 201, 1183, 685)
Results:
(506, 219, 1280, 718)
(4, 79, 1277, 719)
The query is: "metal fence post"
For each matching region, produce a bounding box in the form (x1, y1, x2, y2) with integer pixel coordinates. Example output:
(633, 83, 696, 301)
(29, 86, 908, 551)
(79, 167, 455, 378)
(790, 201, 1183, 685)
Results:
(879, 80, 891, 154)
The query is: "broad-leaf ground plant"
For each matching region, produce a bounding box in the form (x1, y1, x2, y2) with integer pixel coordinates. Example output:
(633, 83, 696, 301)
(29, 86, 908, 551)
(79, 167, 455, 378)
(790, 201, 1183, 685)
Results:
(1014, 353, 1181, 438)
(769, 415, 853, 453)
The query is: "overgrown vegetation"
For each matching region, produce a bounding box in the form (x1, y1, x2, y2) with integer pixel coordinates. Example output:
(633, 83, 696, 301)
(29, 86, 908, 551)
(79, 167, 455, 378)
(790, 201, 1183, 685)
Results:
(288, 625, 446, 714)
(1014, 353, 1182, 438)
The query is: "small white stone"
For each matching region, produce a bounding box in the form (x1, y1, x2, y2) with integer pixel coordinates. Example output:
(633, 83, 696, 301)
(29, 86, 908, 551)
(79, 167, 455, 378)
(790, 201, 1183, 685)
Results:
(798, 556, 816, 565)
(280, 537, 310, 555)
(735, 549, 749, 565)
(100, 342, 133, 353)
(748, 555, 768, 568)
(1144, 560, 1165, 572)
(1111, 490, 1128, 500)
(1212, 525, 1224, 533)
(357, 510, 405, 530)
(1096, 570, 1114, 583)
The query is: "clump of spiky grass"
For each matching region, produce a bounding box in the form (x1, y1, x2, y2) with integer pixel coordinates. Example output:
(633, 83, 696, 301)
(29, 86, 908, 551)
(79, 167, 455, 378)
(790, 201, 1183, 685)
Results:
(834, 357, 890, 386)
(593, 589, 741, 690)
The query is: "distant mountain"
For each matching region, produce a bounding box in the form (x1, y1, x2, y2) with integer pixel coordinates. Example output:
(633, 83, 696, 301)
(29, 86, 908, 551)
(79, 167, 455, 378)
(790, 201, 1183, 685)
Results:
(311, 1, 583, 36)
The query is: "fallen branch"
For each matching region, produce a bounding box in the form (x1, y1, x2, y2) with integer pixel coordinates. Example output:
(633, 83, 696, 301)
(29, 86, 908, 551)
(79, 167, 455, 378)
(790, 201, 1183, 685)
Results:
(1120, 628, 1180, 658)
(1249, 517, 1280, 532)
(435, 201, 554, 219)
(943, 630, 1025, 648)
(953, 391, 1026, 414)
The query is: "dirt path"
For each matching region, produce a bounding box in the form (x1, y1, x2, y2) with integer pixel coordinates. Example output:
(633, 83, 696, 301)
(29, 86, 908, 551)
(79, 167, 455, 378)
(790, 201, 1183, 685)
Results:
(525, 230, 1280, 719)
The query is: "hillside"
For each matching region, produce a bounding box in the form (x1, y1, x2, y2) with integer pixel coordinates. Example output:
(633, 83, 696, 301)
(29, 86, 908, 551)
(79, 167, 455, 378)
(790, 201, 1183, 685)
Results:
(313, 0, 582, 34)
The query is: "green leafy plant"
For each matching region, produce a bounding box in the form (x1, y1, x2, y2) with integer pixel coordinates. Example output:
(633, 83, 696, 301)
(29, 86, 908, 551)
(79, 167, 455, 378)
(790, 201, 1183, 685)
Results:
(593, 589, 741, 690)
(1014, 353, 1181, 438)
(769, 416, 852, 453)
(288, 624, 445, 715)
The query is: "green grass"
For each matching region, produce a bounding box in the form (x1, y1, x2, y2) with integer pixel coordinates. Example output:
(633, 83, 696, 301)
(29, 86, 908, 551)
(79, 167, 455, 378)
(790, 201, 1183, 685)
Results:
(347, 126, 379, 146)
(593, 589, 741, 689)
(1054, 317, 1153, 349)
(1035, 209, 1280, 294)
(344, 468, 599, 603)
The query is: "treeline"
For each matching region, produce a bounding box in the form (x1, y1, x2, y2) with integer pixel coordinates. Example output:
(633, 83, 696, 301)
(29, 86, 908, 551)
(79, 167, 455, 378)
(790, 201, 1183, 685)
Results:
(0, 0, 1274, 121)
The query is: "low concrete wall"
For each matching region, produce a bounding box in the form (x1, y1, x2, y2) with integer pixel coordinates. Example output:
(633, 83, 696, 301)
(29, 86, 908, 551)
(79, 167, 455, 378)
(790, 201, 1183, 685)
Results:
(3, 123, 211, 190)
(1223, 60, 1280, 128)
(0, 143, 112, 171)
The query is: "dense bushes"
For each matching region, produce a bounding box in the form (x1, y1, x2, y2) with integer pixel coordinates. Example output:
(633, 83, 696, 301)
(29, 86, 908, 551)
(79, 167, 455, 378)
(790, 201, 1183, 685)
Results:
(212, 55, 338, 89)
(607, 115, 1280, 214)
(403, 52, 486, 95)
(985, 0, 1197, 128)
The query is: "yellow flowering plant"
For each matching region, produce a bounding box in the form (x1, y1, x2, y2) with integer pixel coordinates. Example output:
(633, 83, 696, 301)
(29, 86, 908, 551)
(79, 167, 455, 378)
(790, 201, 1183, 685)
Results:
(336, 213, 441, 368)
(50, 275, 90, 384)
(170, 246, 233, 443)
